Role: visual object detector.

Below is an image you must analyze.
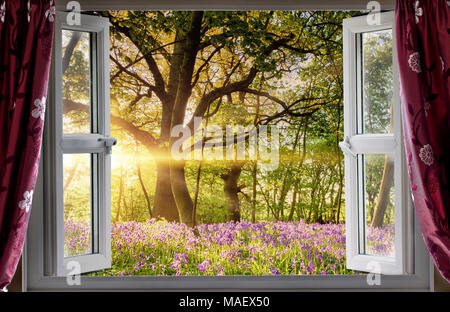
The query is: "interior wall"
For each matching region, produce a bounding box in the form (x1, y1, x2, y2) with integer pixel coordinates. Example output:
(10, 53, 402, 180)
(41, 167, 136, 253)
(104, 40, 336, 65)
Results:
(434, 266, 450, 292)
(8, 257, 22, 292)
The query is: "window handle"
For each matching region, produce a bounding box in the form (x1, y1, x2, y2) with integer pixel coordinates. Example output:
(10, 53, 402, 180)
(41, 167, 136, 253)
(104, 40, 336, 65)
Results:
(339, 136, 357, 158)
(98, 136, 117, 154)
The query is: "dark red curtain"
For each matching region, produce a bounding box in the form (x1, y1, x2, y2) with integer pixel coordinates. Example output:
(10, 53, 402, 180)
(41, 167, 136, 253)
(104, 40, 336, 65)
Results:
(0, 0, 54, 290)
(396, 0, 450, 282)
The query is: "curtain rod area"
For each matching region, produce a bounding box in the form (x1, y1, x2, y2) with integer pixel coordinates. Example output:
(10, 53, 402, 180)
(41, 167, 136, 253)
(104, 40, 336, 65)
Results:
(55, 0, 395, 11)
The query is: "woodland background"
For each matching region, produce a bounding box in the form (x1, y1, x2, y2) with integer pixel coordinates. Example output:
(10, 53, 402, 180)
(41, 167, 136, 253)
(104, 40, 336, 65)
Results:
(62, 10, 394, 232)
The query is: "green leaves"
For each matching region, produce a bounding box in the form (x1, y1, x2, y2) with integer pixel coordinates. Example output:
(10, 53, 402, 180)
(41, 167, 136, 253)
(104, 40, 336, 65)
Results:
(124, 55, 133, 64)
(99, 10, 358, 227)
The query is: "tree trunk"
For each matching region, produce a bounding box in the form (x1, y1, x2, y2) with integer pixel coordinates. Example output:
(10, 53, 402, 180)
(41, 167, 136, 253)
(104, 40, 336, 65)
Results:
(168, 12, 204, 227)
(63, 160, 79, 193)
(335, 137, 344, 223)
(288, 186, 298, 221)
(153, 160, 180, 222)
(336, 172, 343, 223)
(251, 161, 257, 223)
(115, 163, 124, 222)
(62, 32, 81, 74)
(123, 190, 129, 221)
(335, 96, 344, 223)
(221, 162, 243, 222)
(137, 163, 153, 219)
(130, 187, 135, 221)
(192, 161, 202, 227)
(251, 88, 260, 224)
(170, 161, 194, 226)
(371, 156, 395, 228)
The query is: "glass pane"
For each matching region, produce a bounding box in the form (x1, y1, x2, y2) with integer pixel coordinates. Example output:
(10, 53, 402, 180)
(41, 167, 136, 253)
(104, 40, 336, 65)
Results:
(360, 154, 395, 257)
(360, 29, 393, 134)
(64, 154, 93, 257)
(62, 30, 97, 133)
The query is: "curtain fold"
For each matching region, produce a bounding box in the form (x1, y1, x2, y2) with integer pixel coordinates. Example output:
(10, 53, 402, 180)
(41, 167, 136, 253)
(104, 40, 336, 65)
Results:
(0, 0, 54, 290)
(396, 0, 450, 282)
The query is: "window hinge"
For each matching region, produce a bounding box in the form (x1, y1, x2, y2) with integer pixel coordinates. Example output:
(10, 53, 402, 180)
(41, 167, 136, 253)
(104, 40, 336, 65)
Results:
(98, 136, 117, 154)
(339, 136, 357, 158)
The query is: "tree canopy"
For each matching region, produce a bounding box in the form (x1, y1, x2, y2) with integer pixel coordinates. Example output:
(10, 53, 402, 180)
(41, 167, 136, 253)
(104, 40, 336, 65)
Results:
(62, 11, 394, 229)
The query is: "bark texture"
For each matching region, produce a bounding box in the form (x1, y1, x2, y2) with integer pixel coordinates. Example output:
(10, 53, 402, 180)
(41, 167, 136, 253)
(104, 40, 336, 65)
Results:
(221, 162, 244, 222)
(371, 156, 395, 228)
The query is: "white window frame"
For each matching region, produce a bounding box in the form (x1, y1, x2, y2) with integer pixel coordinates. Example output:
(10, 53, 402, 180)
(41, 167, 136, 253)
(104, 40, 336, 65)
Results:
(42, 12, 112, 277)
(24, 3, 432, 291)
(342, 11, 413, 275)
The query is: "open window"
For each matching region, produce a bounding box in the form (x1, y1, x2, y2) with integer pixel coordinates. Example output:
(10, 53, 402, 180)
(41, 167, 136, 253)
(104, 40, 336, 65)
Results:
(341, 11, 413, 275)
(25, 6, 430, 291)
(45, 12, 113, 276)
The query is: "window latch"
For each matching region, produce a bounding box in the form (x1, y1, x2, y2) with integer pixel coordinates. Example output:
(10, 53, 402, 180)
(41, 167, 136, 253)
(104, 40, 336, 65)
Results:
(98, 136, 117, 154)
(339, 136, 357, 158)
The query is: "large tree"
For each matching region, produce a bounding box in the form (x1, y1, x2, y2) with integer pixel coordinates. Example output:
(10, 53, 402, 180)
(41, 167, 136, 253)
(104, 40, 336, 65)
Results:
(64, 11, 353, 225)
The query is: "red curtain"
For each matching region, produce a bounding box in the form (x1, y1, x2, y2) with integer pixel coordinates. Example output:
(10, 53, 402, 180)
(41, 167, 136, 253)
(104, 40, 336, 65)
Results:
(396, 0, 450, 282)
(0, 0, 54, 290)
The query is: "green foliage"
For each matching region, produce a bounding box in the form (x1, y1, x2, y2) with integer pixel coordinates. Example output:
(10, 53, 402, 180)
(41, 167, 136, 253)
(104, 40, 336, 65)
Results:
(62, 10, 385, 227)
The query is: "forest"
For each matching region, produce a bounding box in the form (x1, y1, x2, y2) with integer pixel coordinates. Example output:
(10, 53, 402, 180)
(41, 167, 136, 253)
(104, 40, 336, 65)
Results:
(62, 11, 395, 276)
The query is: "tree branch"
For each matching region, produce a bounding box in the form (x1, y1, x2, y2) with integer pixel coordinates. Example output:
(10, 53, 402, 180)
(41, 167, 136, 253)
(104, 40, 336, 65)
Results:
(62, 32, 81, 74)
(63, 99, 159, 150)
(191, 44, 224, 88)
(110, 55, 157, 92)
(108, 15, 167, 101)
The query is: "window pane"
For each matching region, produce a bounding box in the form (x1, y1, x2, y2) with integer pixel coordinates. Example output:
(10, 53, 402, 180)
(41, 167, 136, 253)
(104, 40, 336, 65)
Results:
(63, 154, 93, 257)
(359, 29, 393, 134)
(62, 30, 97, 134)
(360, 154, 395, 257)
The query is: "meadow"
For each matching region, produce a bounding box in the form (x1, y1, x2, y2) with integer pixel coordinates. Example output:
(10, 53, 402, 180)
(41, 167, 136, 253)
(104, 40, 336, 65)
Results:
(64, 218, 394, 276)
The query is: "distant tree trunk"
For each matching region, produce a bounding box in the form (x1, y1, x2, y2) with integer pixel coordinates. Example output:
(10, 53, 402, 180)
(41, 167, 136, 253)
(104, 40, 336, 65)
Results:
(335, 97, 344, 224)
(221, 162, 244, 222)
(192, 161, 202, 227)
(335, 141, 344, 223)
(130, 188, 135, 221)
(296, 187, 304, 220)
(251, 87, 261, 224)
(192, 101, 212, 227)
(371, 156, 395, 228)
(137, 163, 153, 219)
(335, 173, 343, 223)
(115, 163, 124, 222)
(251, 161, 257, 223)
(288, 185, 298, 221)
(318, 176, 331, 223)
(123, 192, 129, 221)
(63, 160, 79, 193)
(308, 171, 320, 223)
(277, 124, 302, 220)
(273, 189, 279, 220)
